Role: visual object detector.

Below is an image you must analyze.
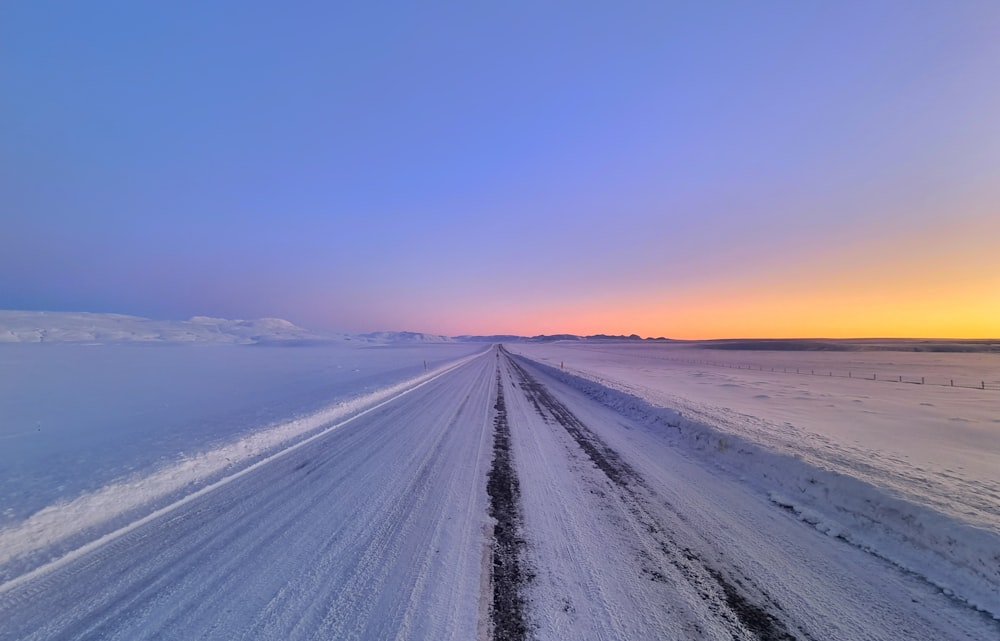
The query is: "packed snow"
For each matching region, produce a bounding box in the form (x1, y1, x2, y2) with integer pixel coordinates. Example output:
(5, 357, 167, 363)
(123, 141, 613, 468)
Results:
(507, 341, 1000, 620)
(498, 349, 998, 639)
(1, 352, 497, 641)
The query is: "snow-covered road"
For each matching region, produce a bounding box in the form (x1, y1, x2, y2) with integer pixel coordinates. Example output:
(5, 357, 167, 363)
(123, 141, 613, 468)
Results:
(498, 348, 997, 640)
(1, 346, 996, 640)
(0, 353, 496, 641)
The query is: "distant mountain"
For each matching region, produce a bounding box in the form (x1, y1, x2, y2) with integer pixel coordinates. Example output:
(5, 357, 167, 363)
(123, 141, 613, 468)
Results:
(453, 335, 526, 343)
(0, 311, 338, 344)
(455, 333, 675, 343)
(527, 334, 584, 342)
(357, 331, 453, 344)
(0, 310, 679, 346)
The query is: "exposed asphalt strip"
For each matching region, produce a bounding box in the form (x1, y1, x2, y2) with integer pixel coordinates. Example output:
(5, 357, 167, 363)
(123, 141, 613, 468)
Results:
(501, 346, 803, 641)
(487, 359, 530, 641)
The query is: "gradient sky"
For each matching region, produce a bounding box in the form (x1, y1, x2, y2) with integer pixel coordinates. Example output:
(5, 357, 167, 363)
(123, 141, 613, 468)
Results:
(3, 2, 999, 338)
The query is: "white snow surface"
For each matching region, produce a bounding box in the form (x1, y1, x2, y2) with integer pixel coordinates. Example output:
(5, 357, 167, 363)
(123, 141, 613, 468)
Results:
(507, 341, 1000, 620)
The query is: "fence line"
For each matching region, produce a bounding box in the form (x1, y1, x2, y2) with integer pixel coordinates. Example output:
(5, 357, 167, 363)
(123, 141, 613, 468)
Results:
(650, 357, 999, 391)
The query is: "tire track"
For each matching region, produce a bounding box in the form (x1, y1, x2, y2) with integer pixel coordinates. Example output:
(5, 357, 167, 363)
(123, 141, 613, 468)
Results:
(486, 359, 529, 641)
(502, 347, 801, 641)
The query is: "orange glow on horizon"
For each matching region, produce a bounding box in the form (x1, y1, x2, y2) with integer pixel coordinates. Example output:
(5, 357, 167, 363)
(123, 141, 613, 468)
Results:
(316, 207, 1000, 341)
(516, 218, 1000, 340)
(435, 250, 1000, 340)
(450, 293, 1000, 341)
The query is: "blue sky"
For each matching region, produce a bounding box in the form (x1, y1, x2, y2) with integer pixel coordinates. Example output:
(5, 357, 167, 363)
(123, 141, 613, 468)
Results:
(3, 2, 999, 337)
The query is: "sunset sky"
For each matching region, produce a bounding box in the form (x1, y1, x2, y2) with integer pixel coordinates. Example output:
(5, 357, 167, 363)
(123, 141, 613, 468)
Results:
(3, 2, 998, 339)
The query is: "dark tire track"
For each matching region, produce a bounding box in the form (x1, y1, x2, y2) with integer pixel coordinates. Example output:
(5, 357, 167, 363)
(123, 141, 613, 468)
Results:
(487, 360, 529, 641)
(502, 346, 800, 641)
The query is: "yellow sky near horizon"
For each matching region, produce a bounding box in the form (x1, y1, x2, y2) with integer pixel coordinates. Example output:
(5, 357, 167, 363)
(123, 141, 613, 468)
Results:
(445, 216, 1000, 340)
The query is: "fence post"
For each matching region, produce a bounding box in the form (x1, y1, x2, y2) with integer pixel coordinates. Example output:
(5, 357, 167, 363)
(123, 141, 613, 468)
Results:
(899, 375, 902, 383)
(849, 371, 852, 378)
(921, 377, 925, 384)
(951, 379, 954, 386)
(874, 373, 877, 381)
(983, 381, 986, 390)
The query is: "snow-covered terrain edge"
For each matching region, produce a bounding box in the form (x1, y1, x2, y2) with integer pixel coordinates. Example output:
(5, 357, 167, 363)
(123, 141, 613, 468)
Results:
(511, 354, 1000, 621)
(0, 311, 339, 344)
(0, 311, 461, 344)
(0, 349, 489, 588)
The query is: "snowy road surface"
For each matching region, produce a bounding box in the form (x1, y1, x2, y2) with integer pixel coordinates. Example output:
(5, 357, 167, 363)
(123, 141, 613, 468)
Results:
(1, 347, 997, 640)
(0, 354, 496, 641)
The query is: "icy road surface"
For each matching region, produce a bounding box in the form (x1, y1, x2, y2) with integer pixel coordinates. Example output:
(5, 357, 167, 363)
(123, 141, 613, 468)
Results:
(1, 346, 997, 640)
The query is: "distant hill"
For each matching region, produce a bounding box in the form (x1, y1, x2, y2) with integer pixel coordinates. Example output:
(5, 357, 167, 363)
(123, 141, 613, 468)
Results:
(0, 311, 339, 344)
(455, 333, 675, 343)
(0, 310, 683, 346)
(453, 335, 526, 343)
(356, 331, 453, 344)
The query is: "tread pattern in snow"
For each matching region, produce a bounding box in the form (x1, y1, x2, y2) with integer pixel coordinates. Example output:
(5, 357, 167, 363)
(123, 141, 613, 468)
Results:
(504, 348, 799, 641)
(487, 362, 529, 641)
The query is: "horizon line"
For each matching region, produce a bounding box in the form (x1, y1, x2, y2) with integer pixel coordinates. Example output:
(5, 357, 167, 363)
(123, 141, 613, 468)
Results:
(2, 309, 997, 343)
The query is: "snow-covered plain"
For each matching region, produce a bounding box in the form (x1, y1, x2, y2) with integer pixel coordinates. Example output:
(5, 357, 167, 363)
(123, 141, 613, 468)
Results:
(507, 341, 1000, 621)
(2, 321, 998, 640)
